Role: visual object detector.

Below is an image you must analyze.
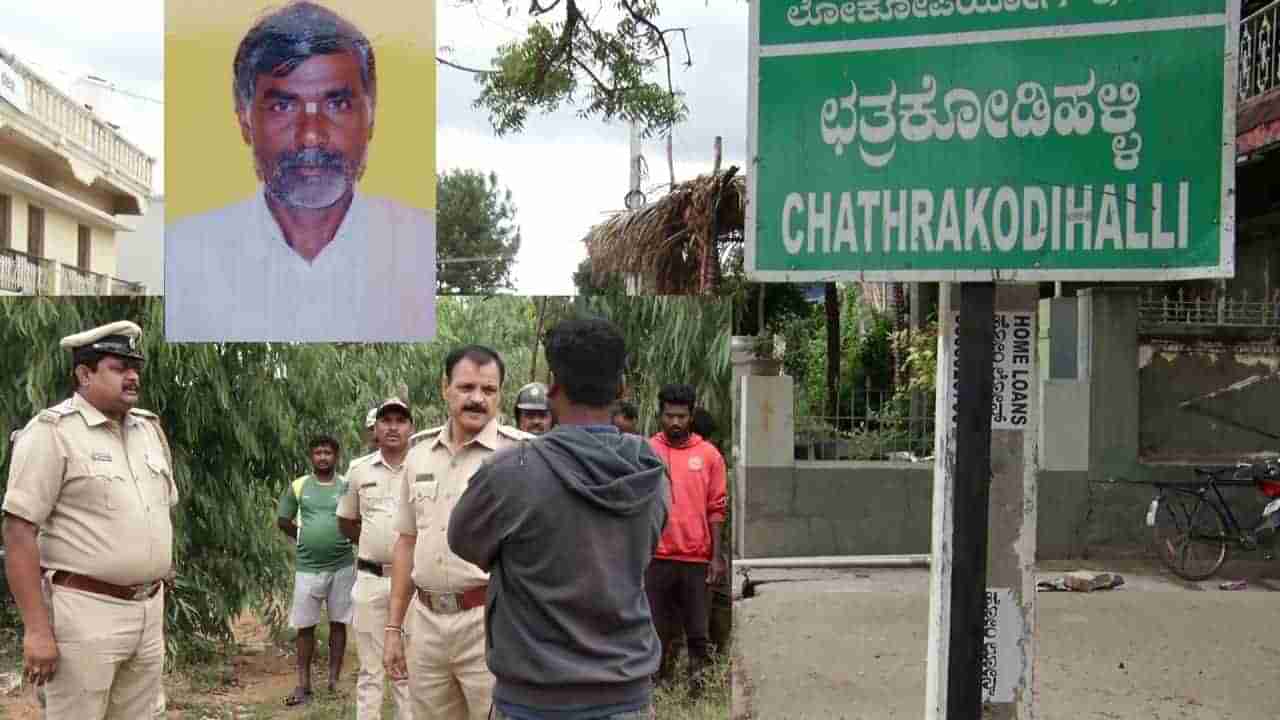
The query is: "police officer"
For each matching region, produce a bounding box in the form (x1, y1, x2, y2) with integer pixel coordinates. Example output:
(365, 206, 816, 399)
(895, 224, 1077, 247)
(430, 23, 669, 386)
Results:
(2, 321, 176, 719)
(349, 407, 381, 472)
(338, 397, 416, 720)
(383, 346, 532, 720)
(512, 382, 552, 436)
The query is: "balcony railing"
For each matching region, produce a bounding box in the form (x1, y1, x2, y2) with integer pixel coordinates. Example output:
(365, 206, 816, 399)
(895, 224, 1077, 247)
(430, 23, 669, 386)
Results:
(1241, 0, 1280, 105)
(5, 57, 153, 192)
(108, 276, 146, 296)
(1139, 287, 1280, 330)
(0, 248, 142, 295)
(59, 264, 111, 295)
(0, 247, 51, 294)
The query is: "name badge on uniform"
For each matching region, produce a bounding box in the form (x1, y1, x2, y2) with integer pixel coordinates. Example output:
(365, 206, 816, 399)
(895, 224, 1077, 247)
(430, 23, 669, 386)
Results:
(360, 481, 378, 489)
(92, 451, 112, 463)
(414, 472, 438, 501)
(688, 456, 704, 471)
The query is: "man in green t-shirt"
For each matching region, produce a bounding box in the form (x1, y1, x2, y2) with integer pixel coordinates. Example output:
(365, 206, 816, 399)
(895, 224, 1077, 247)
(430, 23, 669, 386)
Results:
(277, 435, 356, 707)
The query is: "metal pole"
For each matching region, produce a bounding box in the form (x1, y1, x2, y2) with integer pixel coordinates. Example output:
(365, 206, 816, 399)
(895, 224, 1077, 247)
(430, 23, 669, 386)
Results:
(735, 555, 931, 570)
(948, 281, 996, 720)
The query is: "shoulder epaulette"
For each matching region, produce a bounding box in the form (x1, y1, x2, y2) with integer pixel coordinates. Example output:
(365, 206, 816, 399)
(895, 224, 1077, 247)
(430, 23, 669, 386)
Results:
(410, 425, 445, 446)
(128, 408, 158, 419)
(347, 451, 377, 471)
(37, 401, 76, 424)
(497, 424, 534, 441)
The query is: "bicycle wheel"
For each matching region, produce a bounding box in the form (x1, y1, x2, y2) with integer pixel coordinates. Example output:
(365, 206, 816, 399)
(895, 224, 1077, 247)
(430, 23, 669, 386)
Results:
(1151, 493, 1229, 581)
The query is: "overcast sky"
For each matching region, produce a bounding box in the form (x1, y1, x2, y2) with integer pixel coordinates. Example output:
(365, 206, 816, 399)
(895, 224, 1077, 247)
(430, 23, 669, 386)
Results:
(0, 0, 747, 294)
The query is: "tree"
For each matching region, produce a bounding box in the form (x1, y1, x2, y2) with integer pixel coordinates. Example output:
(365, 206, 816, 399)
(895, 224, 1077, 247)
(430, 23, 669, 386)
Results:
(0, 296, 730, 661)
(578, 295, 732, 444)
(437, 170, 522, 295)
(824, 282, 840, 419)
(572, 257, 627, 297)
(448, 0, 693, 137)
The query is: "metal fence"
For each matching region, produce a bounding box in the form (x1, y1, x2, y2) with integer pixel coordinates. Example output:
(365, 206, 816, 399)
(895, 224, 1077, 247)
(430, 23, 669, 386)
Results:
(1138, 287, 1280, 330)
(794, 387, 935, 462)
(1241, 0, 1280, 105)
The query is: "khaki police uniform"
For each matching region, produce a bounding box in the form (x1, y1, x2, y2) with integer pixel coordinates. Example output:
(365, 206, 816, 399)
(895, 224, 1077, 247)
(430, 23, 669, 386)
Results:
(338, 450, 413, 720)
(395, 419, 530, 720)
(3, 393, 176, 719)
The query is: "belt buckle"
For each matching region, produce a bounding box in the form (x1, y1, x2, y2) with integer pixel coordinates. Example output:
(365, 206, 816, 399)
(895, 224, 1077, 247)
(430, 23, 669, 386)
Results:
(431, 592, 460, 614)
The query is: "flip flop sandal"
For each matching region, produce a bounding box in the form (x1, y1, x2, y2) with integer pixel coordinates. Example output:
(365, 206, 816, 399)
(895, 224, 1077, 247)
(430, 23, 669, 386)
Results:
(283, 687, 312, 707)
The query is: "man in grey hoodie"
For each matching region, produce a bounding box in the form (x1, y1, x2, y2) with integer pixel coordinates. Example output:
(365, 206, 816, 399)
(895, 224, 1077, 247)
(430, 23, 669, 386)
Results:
(448, 316, 669, 720)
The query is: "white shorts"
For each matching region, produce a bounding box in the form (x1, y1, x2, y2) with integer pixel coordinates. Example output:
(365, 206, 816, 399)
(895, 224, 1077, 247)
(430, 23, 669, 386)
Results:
(289, 564, 357, 629)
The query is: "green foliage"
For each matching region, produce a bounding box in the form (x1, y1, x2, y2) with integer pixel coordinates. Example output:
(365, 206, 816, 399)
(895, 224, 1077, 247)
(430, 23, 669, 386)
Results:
(576, 296, 732, 445)
(730, 282, 811, 338)
(780, 285, 893, 418)
(437, 169, 521, 295)
(572, 257, 627, 298)
(892, 323, 939, 396)
(0, 296, 729, 660)
(463, 0, 690, 137)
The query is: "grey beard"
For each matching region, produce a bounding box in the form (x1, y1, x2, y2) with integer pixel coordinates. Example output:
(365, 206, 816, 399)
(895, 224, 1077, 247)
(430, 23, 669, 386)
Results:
(268, 167, 351, 209)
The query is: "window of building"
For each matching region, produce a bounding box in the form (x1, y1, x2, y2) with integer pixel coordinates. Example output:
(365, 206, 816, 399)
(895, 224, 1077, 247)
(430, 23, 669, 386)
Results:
(0, 194, 10, 249)
(78, 225, 91, 269)
(27, 205, 44, 258)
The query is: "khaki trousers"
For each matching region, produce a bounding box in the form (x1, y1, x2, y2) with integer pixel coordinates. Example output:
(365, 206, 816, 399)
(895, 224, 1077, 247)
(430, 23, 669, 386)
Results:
(353, 571, 414, 719)
(404, 596, 492, 720)
(44, 584, 165, 720)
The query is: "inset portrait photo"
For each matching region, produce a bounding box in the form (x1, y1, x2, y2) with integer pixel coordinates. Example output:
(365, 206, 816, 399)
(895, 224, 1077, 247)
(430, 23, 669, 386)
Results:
(165, 0, 436, 342)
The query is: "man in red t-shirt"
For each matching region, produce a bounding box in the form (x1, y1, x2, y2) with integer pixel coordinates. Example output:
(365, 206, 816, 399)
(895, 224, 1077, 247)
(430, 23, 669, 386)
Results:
(646, 384, 728, 695)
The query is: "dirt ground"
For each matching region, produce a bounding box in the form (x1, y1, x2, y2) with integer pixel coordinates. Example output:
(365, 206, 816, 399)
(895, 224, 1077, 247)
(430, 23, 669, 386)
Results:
(0, 613, 365, 719)
(733, 558, 1280, 720)
(0, 611, 728, 719)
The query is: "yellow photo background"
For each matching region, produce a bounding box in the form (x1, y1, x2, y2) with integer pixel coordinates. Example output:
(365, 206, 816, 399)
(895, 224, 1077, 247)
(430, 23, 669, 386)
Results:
(165, 0, 435, 221)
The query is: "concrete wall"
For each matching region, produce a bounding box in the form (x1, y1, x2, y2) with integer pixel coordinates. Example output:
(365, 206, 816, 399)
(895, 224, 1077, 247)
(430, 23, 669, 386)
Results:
(743, 463, 934, 558)
(742, 462, 1265, 560)
(739, 291, 1278, 561)
(1138, 346, 1280, 460)
(115, 197, 162, 293)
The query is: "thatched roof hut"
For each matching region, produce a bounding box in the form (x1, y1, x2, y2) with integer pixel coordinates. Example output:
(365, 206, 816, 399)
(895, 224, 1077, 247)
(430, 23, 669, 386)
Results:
(582, 168, 744, 294)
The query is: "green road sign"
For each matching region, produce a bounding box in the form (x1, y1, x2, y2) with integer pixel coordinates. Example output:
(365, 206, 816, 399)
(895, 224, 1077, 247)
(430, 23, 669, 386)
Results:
(746, 0, 1239, 281)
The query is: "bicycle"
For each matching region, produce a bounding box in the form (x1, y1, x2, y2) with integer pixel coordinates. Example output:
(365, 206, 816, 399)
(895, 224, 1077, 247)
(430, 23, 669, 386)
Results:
(1145, 457, 1280, 581)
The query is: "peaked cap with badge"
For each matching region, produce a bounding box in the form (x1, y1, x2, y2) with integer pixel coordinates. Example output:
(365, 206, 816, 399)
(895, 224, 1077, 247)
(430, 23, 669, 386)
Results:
(1, 319, 175, 717)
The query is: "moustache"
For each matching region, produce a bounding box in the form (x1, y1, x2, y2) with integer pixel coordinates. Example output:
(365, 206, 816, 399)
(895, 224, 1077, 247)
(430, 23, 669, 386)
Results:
(462, 404, 488, 414)
(276, 147, 347, 175)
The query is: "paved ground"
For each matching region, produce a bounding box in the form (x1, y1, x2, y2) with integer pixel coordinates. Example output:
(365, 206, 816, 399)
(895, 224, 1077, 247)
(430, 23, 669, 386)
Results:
(733, 558, 1280, 719)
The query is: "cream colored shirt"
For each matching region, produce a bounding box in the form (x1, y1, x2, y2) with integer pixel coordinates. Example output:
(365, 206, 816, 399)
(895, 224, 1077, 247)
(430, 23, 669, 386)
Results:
(395, 418, 530, 592)
(164, 188, 437, 342)
(2, 394, 176, 586)
(337, 451, 406, 566)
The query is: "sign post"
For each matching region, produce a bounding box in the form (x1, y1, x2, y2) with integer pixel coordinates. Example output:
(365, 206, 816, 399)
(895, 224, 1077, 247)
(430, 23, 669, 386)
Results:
(747, 0, 1238, 283)
(747, 2, 1239, 718)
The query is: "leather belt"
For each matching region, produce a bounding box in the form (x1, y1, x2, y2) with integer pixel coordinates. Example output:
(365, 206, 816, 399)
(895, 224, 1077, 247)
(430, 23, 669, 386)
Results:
(357, 558, 393, 577)
(49, 570, 161, 601)
(416, 585, 486, 615)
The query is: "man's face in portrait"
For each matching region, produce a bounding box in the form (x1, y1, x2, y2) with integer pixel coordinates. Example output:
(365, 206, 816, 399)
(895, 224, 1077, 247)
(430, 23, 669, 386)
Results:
(238, 51, 373, 210)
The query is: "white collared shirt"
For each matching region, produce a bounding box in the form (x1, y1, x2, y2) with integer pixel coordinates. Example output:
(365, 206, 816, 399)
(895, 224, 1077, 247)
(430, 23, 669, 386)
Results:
(165, 188, 436, 342)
